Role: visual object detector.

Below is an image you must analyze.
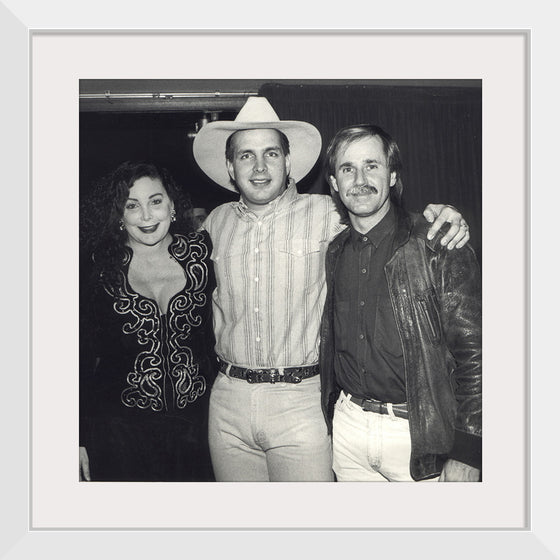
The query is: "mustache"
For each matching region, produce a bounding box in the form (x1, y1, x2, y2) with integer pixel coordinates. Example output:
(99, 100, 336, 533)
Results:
(349, 185, 378, 195)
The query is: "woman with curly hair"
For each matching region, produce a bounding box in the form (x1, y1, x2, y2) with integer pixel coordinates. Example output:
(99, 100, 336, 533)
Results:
(79, 161, 216, 481)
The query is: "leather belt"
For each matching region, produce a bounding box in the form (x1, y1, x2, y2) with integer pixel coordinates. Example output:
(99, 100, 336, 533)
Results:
(218, 359, 318, 384)
(348, 393, 409, 420)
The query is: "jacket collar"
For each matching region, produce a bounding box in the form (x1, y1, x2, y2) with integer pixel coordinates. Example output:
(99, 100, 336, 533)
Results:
(329, 203, 413, 255)
(393, 203, 414, 250)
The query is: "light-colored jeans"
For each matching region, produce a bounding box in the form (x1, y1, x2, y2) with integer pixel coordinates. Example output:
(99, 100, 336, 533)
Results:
(333, 390, 438, 482)
(208, 372, 334, 481)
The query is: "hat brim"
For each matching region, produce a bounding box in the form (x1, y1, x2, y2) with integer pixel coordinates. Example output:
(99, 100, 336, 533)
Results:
(193, 120, 322, 191)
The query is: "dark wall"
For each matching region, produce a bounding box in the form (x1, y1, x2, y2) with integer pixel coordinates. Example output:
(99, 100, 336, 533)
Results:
(80, 111, 238, 212)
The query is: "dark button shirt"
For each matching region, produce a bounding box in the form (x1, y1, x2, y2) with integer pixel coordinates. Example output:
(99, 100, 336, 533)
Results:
(333, 205, 407, 403)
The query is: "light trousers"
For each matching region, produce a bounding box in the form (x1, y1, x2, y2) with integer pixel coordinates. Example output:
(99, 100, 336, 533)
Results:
(333, 390, 438, 482)
(208, 372, 334, 482)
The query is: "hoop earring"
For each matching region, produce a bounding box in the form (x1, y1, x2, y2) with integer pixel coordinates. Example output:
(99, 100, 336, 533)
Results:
(171, 210, 176, 222)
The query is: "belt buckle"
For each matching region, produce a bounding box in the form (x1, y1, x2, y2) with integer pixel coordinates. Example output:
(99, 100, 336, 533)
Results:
(269, 370, 278, 384)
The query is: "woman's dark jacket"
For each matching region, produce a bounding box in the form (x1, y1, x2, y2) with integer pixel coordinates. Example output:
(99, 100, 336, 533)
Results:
(79, 231, 216, 448)
(319, 206, 482, 481)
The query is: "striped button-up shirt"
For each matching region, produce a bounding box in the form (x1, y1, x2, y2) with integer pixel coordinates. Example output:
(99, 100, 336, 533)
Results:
(204, 182, 345, 368)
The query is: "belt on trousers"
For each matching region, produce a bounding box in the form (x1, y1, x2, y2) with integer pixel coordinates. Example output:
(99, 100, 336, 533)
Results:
(218, 359, 319, 384)
(347, 393, 409, 420)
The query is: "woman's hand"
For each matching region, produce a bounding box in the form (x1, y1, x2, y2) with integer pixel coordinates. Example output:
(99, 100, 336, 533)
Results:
(423, 204, 470, 250)
(79, 446, 91, 481)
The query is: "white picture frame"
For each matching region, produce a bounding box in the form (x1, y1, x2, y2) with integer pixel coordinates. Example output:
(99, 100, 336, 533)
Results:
(3, 0, 551, 556)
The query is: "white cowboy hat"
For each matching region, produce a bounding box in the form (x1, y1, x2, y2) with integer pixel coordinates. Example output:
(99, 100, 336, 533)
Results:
(193, 96, 322, 191)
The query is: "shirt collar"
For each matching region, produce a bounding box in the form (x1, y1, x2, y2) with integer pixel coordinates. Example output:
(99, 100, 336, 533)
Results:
(349, 203, 397, 249)
(234, 179, 298, 220)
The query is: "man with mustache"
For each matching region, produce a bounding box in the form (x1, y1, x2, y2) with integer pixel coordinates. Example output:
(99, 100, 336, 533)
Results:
(320, 124, 481, 482)
(193, 98, 471, 481)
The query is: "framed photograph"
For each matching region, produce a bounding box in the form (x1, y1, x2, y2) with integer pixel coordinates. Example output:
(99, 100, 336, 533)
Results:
(3, 0, 548, 556)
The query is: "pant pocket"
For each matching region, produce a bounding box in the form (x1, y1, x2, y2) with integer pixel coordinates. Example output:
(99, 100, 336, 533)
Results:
(334, 390, 346, 411)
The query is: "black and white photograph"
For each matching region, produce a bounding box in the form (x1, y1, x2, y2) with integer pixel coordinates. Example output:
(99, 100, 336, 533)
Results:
(20, 27, 538, 553)
(78, 79, 482, 484)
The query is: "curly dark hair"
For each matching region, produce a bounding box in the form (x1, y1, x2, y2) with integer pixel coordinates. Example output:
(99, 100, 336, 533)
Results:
(80, 161, 195, 277)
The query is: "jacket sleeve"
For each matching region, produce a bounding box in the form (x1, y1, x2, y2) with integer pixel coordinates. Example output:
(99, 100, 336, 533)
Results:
(79, 257, 102, 448)
(319, 240, 342, 434)
(435, 243, 482, 469)
(79, 287, 94, 447)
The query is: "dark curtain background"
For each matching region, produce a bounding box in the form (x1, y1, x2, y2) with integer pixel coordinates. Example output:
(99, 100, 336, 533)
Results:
(260, 83, 482, 259)
(79, 111, 239, 211)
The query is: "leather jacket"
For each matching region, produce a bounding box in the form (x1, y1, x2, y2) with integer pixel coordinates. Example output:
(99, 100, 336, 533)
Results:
(319, 205, 482, 480)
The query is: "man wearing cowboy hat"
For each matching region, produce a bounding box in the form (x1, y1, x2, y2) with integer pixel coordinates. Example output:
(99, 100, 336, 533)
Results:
(193, 97, 470, 481)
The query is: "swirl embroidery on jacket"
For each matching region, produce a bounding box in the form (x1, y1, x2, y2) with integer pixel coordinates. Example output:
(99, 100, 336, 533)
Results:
(167, 234, 209, 408)
(102, 269, 165, 411)
(101, 234, 210, 411)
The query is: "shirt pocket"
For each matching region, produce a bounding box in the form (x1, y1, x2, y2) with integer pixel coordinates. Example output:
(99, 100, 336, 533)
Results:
(274, 238, 326, 293)
(276, 238, 324, 257)
(414, 287, 442, 346)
